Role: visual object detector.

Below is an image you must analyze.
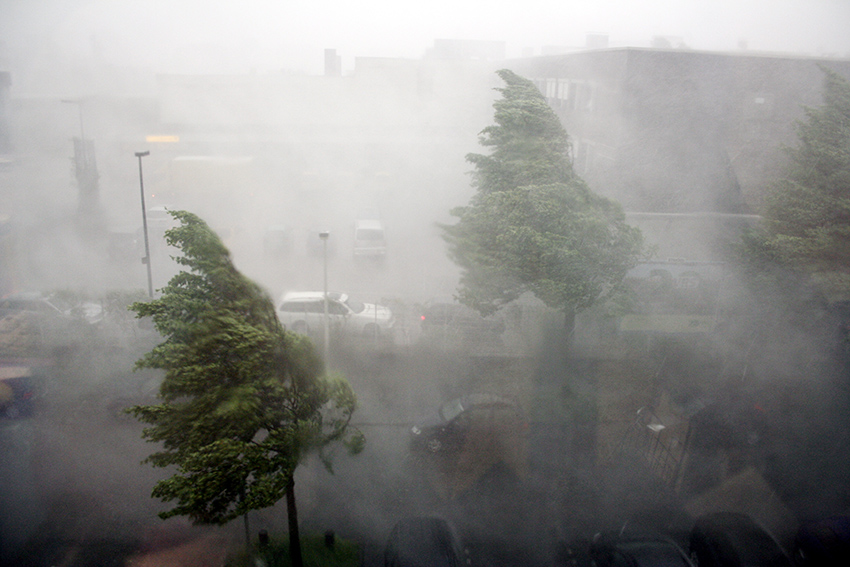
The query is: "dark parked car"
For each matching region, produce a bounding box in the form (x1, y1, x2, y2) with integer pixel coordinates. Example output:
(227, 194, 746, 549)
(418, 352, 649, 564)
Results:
(384, 516, 465, 567)
(0, 290, 102, 325)
(419, 300, 505, 335)
(410, 393, 526, 454)
(793, 515, 850, 566)
(689, 512, 792, 567)
(565, 531, 695, 567)
(409, 394, 528, 499)
(0, 366, 37, 419)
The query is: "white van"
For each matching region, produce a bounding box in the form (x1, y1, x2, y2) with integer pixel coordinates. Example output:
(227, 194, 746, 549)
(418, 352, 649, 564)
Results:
(353, 218, 386, 257)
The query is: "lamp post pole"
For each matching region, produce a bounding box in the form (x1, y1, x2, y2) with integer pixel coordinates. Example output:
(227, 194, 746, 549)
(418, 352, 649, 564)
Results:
(319, 231, 330, 363)
(135, 151, 153, 298)
(61, 98, 86, 162)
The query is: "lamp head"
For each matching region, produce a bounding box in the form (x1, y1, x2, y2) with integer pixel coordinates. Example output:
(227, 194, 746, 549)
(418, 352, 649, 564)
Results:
(135, 151, 150, 158)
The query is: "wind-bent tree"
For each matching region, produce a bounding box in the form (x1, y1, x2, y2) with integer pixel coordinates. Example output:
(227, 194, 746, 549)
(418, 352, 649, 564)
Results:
(129, 210, 363, 567)
(443, 69, 643, 332)
(749, 67, 850, 299)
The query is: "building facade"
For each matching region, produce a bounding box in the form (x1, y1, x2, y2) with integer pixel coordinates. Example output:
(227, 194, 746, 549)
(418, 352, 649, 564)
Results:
(513, 48, 850, 216)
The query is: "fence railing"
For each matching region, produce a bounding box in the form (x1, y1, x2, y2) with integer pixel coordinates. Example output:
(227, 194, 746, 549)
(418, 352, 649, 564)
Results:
(612, 406, 690, 490)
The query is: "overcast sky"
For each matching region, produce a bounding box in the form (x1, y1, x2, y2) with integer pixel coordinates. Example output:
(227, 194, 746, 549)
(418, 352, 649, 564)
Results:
(1, 0, 849, 92)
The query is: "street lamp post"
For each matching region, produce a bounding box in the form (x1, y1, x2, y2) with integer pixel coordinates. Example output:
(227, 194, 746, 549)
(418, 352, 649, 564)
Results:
(319, 231, 330, 363)
(61, 98, 87, 162)
(135, 151, 153, 298)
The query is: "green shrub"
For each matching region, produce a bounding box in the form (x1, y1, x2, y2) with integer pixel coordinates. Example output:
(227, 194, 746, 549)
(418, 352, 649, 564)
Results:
(226, 532, 360, 567)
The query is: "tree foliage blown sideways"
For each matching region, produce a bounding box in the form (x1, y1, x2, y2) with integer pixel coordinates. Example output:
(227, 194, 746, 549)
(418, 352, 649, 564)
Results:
(128, 210, 364, 525)
(442, 69, 643, 318)
(751, 67, 850, 298)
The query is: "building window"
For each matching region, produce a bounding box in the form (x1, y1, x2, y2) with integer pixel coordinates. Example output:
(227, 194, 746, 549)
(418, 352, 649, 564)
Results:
(576, 83, 595, 113)
(567, 82, 578, 110)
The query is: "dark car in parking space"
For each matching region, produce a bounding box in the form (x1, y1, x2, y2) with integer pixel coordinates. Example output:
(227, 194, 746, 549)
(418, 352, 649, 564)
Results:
(0, 290, 103, 326)
(559, 531, 696, 567)
(384, 516, 466, 567)
(792, 514, 850, 567)
(410, 394, 526, 454)
(419, 300, 505, 335)
(409, 393, 528, 500)
(688, 512, 792, 567)
(0, 366, 37, 419)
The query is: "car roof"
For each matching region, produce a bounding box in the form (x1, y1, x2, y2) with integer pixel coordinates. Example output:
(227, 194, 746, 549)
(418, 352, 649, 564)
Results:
(354, 219, 383, 229)
(280, 291, 348, 302)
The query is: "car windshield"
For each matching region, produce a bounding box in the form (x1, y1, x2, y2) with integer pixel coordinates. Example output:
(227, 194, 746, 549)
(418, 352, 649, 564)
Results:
(438, 398, 466, 422)
(343, 297, 366, 313)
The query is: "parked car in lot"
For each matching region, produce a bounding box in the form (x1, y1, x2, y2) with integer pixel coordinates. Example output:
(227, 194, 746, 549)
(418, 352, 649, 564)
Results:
(793, 514, 850, 567)
(559, 531, 695, 567)
(0, 366, 37, 419)
(353, 218, 387, 258)
(411, 394, 524, 453)
(0, 291, 101, 362)
(419, 299, 505, 335)
(417, 299, 505, 354)
(409, 393, 528, 499)
(688, 512, 792, 567)
(0, 291, 103, 325)
(384, 516, 466, 567)
(277, 291, 395, 338)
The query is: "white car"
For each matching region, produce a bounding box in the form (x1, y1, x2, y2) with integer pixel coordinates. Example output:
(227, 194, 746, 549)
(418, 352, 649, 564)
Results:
(277, 291, 395, 338)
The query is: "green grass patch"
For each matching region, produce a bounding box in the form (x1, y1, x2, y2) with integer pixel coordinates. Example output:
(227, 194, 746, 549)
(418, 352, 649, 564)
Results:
(226, 532, 360, 567)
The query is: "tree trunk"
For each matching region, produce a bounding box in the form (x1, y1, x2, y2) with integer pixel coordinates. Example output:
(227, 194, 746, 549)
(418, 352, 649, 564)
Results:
(243, 512, 250, 548)
(563, 306, 576, 350)
(286, 477, 303, 567)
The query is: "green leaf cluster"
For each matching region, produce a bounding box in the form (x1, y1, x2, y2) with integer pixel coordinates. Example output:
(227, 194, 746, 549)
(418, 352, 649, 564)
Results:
(128, 210, 363, 525)
(443, 69, 643, 316)
(746, 67, 850, 299)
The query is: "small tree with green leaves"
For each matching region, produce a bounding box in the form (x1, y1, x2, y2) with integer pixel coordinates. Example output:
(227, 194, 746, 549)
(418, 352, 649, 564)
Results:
(129, 210, 364, 567)
(747, 66, 850, 300)
(443, 69, 643, 333)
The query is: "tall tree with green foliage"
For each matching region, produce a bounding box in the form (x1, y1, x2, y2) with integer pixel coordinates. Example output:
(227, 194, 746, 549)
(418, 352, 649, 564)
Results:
(442, 69, 643, 331)
(129, 210, 364, 567)
(749, 67, 850, 299)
